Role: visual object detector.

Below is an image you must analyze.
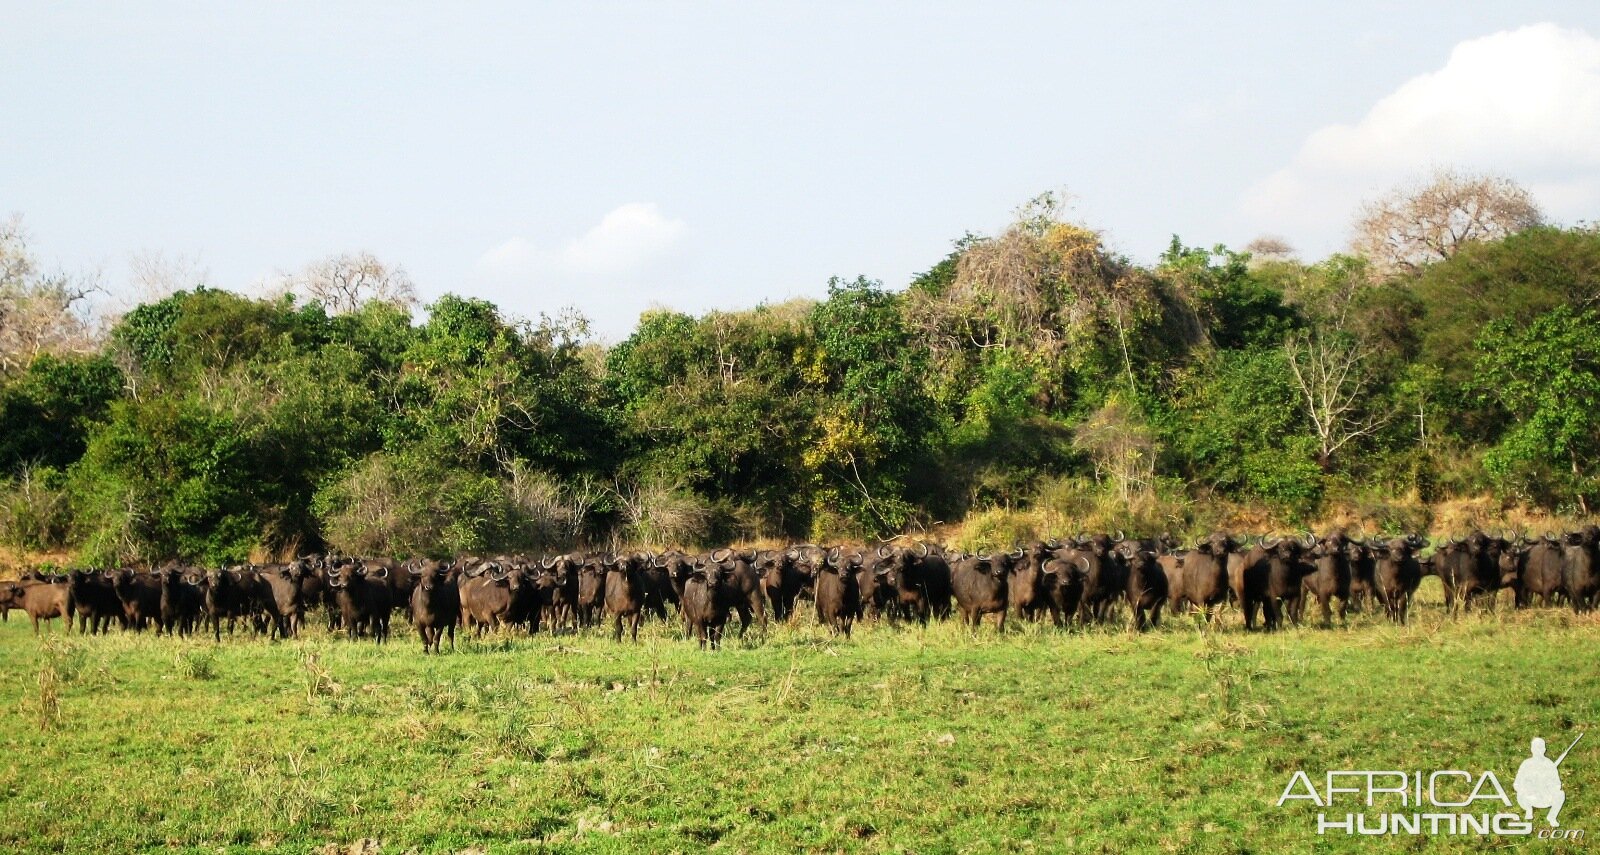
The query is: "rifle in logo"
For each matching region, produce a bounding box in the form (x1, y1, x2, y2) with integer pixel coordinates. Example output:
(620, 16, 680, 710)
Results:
(1515, 732, 1583, 828)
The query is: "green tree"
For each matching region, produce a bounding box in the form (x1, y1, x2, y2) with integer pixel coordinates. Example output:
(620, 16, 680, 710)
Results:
(393, 295, 614, 476)
(1413, 227, 1600, 384)
(1161, 348, 1323, 514)
(1158, 238, 1299, 350)
(1475, 305, 1600, 512)
(805, 277, 939, 535)
(0, 353, 122, 472)
(606, 303, 817, 536)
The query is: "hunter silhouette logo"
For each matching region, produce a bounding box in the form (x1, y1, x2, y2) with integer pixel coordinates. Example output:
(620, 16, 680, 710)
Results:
(1515, 733, 1581, 827)
(1278, 732, 1586, 840)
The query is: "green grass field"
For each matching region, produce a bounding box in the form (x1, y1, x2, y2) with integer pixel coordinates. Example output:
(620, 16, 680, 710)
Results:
(3, 583, 1597, 854)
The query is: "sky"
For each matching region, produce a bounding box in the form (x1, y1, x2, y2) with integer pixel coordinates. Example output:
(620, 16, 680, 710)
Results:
(3, 2, 1598, 340)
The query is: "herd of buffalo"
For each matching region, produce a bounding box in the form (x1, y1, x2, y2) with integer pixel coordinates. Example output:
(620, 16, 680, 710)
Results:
(2, 528, 1598, 650)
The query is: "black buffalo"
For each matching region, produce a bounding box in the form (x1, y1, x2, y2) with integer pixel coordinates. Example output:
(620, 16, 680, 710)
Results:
(408, 559, 460, 652)
(1169, 532, 1238, 622)
(327, 560, 394, 642)
(1562, 526, 1600, 612)
(870, 543, 953, 625)
(952, 552, 1011, 631)
(679, 557, 736, 648)
(1369, 535, 1426, 624)
(815, 547, 862, 636)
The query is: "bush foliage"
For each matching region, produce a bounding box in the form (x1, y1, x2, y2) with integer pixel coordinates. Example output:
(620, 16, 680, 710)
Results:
(3, 206, 1600, 563)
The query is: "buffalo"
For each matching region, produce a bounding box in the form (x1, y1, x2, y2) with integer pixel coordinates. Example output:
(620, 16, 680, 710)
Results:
(1064, 533, 1128, 624)
(1122, 547, 1168, 631)
(682, 548, 767, 639)
(952, 551, 1011, 631)
(871, 542, 953, 625)
(640, 552, 680, 622)
(261, 561, 312, 638)
(1345, 539, 1377, 612)
(1369, 535, 1426, 624)
(156, 567, 204, 637)
(1300, 535, 1352, 627)
(1562, 526, 1600, 612)
(456, 559, 533, 636)
(755, 546, 815, 620)
(1169, 532, 1239, 622)
(109, 569, 162, 631)
(326, 560, 393, 642)
(1007, 542, 1055, 624)
(575, 554, 607, 627)
(67, 569, 123, 634)
(1515, 534, 1567, 608)
(536, 553, 583, 633)
(679, 557, 735, 648)
(202, 566, 267, 641)
(1433, 531, 1502, 614)
(6, 578, 71, 634)
(408, 559, 460, 652)
(602, 552, 651, 642)
(815, 547, 862, 636)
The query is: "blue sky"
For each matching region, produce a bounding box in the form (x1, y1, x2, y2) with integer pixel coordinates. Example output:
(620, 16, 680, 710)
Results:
(3, 2, 1598, 339)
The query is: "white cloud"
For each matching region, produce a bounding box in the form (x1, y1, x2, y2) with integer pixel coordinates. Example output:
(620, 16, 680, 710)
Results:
(478, 202, 688, 281)
(1242, 23, 1600, 253)
(470, 202, 691, 340)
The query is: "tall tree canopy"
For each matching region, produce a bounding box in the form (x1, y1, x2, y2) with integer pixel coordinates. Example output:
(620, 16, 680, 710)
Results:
(1, 179, 1596, 564)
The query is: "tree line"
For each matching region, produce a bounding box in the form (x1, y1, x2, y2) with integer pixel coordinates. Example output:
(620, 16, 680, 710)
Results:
(2, 170, 1598, 566)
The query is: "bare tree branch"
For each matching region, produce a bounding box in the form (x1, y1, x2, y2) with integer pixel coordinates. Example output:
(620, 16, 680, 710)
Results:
(281, 251, 418, 314)
(1284, 331, 1393, 469)
(1351, 168, 1543, 276)
(0, 214, 99, 375)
